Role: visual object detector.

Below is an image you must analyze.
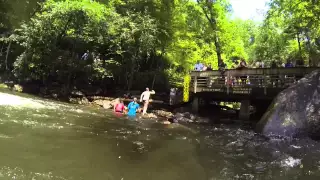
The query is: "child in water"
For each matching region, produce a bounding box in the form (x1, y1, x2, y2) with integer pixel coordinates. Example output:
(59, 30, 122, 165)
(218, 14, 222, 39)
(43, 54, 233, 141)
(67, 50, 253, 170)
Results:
(127, 97, 140, 116)
(114, 99, 125, 114)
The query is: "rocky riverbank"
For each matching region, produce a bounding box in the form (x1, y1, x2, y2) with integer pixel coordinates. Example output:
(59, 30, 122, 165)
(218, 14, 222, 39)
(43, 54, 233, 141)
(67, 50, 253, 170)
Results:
(0, 82, 241, 126)
(67, 92, 215, 124)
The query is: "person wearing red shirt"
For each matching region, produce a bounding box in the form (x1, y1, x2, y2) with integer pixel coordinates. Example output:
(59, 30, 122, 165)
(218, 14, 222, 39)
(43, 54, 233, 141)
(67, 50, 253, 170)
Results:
(114, 100, 125, 114)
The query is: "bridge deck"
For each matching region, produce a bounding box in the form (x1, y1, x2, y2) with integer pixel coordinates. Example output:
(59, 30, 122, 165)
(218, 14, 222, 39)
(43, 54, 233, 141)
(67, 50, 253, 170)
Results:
(188, 67, 319, 100)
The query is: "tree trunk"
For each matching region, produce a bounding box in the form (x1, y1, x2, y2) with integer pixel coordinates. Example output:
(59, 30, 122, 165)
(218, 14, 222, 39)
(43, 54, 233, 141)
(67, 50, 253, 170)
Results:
(305, 31, 313, 66)
(127, 55, 137, 91)
(297, 32, 302, 58)
(5, 40, 11, 71)
(151, 49, 157, 89)
(197, 0, 222, 65)
(213, 34, 222, 65)
(151, 72, 156, 90)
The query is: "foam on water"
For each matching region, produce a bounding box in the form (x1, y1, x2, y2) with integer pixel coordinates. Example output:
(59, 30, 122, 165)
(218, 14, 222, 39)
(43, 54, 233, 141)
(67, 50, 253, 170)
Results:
(0, 92, 73, 111)
(0, 166, 70, 180)
(0, 92, 46, 109)
(0, 134, 12, 139)
(281, 156, 302, 168)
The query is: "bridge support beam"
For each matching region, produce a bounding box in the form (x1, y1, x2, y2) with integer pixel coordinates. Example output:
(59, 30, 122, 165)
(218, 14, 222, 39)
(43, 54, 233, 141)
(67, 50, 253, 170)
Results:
(239, 100, 250, 121)
(192, 97, 199, 113)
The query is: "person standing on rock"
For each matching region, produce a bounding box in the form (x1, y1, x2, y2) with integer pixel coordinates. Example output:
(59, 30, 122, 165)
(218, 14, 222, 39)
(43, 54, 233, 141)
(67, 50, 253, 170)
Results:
(140, 87, 155, 115)
(127, 98, 140, 117)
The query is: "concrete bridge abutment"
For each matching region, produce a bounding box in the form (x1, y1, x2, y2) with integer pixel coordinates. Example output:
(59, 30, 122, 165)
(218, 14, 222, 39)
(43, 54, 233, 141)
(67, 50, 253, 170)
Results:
(192, 96, 199, 113)
(239, 100, 250, 121)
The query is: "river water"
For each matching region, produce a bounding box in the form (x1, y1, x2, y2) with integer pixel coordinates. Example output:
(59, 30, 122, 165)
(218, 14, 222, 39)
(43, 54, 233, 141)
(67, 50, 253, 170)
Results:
(0, 89, 320, 180)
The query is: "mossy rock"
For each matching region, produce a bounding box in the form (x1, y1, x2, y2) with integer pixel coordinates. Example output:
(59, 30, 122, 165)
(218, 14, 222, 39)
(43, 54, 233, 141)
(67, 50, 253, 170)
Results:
(256, 70, 320, 139)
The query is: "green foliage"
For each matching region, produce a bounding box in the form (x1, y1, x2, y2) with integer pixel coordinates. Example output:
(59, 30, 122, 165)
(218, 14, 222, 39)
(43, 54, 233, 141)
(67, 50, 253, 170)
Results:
(254, 0, 320, 66)
(2, 0, 319, 95)
(11, 0, 160, 92)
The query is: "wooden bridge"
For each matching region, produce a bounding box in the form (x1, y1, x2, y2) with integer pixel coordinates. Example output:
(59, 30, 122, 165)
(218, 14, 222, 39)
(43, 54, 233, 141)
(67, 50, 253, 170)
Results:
(186, 67, 319, 120)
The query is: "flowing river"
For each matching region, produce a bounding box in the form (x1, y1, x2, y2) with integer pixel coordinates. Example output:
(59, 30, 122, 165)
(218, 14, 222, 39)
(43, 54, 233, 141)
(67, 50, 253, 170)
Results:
(0, 89, 320, 180)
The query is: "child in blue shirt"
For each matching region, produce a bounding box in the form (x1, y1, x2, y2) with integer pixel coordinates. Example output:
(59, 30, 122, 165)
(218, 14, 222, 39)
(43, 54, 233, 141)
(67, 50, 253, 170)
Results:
(127, 98, 140, 116)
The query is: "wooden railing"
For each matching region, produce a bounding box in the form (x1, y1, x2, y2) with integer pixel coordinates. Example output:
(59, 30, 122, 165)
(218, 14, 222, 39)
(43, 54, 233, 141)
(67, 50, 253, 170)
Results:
(189, 67, 319, 95)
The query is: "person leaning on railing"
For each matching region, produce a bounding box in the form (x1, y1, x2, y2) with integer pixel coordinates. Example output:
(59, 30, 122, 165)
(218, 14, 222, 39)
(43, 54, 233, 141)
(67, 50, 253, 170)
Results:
(207, 63, 213, 71)
(236, 59, 248, 85)
(218, 60, 227, 85)
(270, 61, 279, 87)
(194, 61, 204, 71)
(284, 60, 295, 85)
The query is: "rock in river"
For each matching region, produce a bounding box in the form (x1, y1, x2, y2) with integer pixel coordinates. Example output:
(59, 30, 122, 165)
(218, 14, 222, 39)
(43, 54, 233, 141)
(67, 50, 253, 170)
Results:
(256, 70, 320, 139)
(93, 98, 119, 109)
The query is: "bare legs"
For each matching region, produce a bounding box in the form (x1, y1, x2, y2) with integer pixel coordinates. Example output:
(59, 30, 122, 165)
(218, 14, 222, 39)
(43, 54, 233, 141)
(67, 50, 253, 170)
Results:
(142, 100, 149, 115)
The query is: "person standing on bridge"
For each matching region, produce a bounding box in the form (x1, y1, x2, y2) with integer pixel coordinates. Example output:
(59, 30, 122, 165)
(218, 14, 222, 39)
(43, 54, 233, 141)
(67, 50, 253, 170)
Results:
(207, 63, 213, 71)
(231, 60, 239, 69)
(237, 59, 248, 85)
(285, 60, 294, 68)
(194, 61, 204, 71)
(140, 87, 155, 115)
(219, 60, 227, 71)
(270, 61, 279, 87)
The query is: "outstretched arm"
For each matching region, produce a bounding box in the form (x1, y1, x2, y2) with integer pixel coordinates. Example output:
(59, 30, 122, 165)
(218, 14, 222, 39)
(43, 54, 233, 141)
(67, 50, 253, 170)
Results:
(150, 90, 155, 94)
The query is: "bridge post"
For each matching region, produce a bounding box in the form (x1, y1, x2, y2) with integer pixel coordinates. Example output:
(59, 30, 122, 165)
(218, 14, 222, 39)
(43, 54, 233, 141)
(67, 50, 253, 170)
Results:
(193, 76, 198, 93)
(239, 100, 250, 121)
(192, 96, 199, 113)
(226, 71, 230, 94)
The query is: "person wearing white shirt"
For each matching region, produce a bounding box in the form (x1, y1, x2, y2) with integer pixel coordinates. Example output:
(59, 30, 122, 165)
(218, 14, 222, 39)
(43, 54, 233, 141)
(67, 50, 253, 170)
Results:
(140, 87, 155, 115)
(169, 88, 176, 105)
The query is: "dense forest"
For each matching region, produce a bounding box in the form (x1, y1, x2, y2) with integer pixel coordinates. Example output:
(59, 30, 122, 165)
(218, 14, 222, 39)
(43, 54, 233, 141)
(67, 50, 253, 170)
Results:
(0, 0, 320, 97)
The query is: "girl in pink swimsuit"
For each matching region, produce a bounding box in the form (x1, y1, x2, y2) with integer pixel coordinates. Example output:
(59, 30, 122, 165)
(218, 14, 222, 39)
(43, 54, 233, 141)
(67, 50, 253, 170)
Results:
(114, 100, 125, 113)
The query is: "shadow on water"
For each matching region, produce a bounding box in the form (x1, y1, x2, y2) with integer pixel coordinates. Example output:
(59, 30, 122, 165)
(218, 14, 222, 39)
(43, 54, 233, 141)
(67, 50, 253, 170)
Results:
(0, 90, 320, 180)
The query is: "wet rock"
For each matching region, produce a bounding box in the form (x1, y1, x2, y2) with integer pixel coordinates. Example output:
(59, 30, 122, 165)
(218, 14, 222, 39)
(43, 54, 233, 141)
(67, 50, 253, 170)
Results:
(13, 84, 23, 92)
(151, 110, 173, 118)
(146, 113, 157, 118)
(87, 96, 114, 101)
(167, 117, 178, 123)
(175, 116, 185, 122)
(51, 93, 58, 99)
(93, 99, 104, 106)
(256, 70, 320, 139)
(190, 114, 196, 120)
(93, 98, 119, 109)
(102, 100, 112, 109)
(196, 117, 210, 124)
(183, 112, 197, 120)
(69, 97, 89, 105)
(70, 90, 85, 97)
(173, 113, 190, 122)
(175, 113, 184, 118)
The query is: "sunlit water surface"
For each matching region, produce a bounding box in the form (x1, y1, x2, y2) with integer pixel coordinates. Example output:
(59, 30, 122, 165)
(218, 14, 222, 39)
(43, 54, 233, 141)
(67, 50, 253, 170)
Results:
(0, 90, 320, 180)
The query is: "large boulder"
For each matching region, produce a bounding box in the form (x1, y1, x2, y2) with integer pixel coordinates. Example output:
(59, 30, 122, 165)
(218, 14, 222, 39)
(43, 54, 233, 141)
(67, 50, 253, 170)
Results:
(69, 97, 89, 105)
(93, 98, 119, 109)
(256, 70, 320, 139)
(151, 110, 173, 118)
